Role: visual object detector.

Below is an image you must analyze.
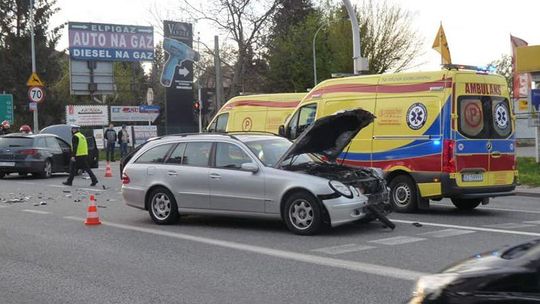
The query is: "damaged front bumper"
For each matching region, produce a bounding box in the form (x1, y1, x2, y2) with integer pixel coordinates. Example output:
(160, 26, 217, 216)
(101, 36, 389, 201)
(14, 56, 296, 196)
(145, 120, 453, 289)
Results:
(319, 190, 391, 227)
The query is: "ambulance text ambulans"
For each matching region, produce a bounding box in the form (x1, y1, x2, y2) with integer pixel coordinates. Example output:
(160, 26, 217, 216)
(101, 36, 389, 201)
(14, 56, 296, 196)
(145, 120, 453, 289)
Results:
(207, 93, 306, 133)
(279, 67, 517, 212)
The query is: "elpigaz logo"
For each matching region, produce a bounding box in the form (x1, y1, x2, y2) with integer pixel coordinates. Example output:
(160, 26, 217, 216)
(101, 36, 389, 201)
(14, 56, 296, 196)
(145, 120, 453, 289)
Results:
(406, 103, 427, 130)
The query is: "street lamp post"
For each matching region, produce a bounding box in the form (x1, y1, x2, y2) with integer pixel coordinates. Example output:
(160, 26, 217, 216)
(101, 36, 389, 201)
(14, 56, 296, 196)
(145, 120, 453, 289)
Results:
(312, 23, 327, 87)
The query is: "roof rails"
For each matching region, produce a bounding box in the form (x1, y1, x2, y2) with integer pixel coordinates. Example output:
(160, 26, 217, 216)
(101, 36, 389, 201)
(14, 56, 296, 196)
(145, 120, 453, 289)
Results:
(226, 131, 279, 136)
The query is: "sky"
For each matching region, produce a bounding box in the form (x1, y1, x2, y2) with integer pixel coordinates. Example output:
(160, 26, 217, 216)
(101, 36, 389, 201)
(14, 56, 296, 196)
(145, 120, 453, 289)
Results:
(50, 0, 540, 72)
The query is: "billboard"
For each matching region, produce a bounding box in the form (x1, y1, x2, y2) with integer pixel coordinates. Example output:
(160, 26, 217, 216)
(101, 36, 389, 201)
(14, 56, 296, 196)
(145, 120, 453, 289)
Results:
(70, 60, 114, 95)
(110, 105, 160, 122)
(163, 21, 196, 132)
(66, 105, 109, 126)
(68, 22, 154, 61)
(133, 125, 158, 147)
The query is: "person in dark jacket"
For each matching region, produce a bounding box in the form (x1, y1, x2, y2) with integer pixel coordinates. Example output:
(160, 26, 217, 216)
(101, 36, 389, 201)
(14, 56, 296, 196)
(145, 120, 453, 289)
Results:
(1, 120, 11, 135)
(63, 125, 98, 186)
(104, 123, 117, 162)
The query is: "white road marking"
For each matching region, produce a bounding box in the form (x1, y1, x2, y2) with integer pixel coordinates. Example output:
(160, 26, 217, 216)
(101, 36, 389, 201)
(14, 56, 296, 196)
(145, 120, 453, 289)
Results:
(418, 229, 475, 238)
(62, 216, 427, 281)
(48, 184, 68, 188)
(311, 244, 375, 255)
(22, 209, 50, 215)
(483, 223, 537, 229)
(523, 220, 540, 225)
(430, 202, 540, 215)
(368, 236, 426, 245)
(77, 187, 106, 192)
(393, 219, 540, 237)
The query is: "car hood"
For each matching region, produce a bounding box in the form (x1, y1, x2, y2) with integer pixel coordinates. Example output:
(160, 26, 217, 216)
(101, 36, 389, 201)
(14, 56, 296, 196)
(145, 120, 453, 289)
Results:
(277, 108, 375, 165)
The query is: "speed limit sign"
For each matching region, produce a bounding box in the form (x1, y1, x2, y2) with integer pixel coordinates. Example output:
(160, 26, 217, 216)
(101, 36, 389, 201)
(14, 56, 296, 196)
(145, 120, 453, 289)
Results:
(28, 86, 45, 103)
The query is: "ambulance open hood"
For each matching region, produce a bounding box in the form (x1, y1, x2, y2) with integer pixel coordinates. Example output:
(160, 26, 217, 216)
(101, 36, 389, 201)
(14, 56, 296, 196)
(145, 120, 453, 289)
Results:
(276, 108, 375, 165)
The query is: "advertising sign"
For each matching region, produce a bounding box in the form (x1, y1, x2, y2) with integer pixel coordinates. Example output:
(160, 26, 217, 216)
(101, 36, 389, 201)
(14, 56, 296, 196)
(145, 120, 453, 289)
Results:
(532, 89, 540, 112)
(66, 105, 109, 126)
(0, 94, 14, 124)
(68, 22, 154, 61)
(132, 125, 158, 147)
(110, 105, 160, 122)
(163, 21, 196, 132)
(93, 128, 104, 149)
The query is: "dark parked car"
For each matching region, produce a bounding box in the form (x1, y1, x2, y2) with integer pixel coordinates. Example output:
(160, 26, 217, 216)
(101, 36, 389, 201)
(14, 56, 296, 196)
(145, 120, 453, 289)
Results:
(40, 124, 99, 168)
(410, 239, 540, 303)
(0, 134, 72, 178)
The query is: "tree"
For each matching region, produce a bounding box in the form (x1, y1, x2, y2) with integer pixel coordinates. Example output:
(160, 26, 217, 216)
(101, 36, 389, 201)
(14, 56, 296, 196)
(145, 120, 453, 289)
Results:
(0, 0, 64, 127)
(488, 54, 513, 95)
(264, 0, 423, 92)
(182, 0, 283, 98)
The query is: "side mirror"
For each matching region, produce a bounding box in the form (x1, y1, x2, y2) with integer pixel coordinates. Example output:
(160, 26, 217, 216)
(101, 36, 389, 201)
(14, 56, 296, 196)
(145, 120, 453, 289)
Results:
(241, 162, 259, 173)
(278, 125, 285, 137)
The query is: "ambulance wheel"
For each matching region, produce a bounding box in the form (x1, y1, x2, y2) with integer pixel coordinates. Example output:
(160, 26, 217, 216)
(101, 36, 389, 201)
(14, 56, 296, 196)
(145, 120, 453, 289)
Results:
(451, 198, 481, 211)
(389, 175, 418, 213)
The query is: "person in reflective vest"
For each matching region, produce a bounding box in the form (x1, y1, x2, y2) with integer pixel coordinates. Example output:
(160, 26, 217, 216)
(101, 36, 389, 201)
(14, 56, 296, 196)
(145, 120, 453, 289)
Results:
(63, 125, 98, 186)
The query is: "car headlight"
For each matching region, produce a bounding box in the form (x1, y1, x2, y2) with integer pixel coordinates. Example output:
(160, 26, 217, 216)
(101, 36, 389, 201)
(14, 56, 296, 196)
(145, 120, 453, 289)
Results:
(371, 167, 385, 179)
(329, 180, 353, 198)
(410, 273, 457, 303)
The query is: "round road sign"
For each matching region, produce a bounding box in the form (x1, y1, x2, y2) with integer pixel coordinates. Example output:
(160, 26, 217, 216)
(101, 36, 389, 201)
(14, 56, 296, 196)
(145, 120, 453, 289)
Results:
(28, 86, 45, 103)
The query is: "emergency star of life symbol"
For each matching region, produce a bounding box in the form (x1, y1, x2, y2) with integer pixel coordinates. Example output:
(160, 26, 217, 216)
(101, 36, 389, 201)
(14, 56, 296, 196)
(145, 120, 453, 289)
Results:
(495, 103, 509, 129)
(406, 103, 427, 130)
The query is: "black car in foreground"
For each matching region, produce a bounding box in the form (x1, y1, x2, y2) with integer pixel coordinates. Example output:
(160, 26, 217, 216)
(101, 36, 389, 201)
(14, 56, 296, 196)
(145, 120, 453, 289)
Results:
(410, 239, 540, 303)
(40, 124, 99, 168)
(0, 134, 72, 178)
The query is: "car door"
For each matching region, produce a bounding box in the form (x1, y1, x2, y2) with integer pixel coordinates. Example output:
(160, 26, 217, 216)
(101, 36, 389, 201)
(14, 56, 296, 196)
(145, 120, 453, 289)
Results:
(164, 142, 211, 209)
(45, 136, 65, 172)
(55, 138, 72, 171)
(209, 142, 265, 213)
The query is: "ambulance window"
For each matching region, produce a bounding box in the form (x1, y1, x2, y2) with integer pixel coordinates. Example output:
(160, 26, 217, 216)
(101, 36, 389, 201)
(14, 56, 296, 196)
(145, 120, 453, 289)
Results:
(215, 113, 229, 132)
(491, 98, 512, 138)
(289, 104, 317, 139)
(458, 97, 486, 138)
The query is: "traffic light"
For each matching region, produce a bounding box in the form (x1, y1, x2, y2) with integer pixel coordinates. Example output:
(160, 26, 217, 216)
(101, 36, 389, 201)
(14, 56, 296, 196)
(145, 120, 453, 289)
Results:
(193, 100, 200, 114)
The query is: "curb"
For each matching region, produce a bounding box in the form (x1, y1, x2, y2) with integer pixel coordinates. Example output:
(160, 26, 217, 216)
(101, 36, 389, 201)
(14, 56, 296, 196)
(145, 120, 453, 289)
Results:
(515, 191, 540, 198)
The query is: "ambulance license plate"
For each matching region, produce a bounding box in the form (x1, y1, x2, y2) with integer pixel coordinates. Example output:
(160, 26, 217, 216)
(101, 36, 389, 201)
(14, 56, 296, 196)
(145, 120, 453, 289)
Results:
(0, 162, 15, 167)
(462, 173, 483, 182)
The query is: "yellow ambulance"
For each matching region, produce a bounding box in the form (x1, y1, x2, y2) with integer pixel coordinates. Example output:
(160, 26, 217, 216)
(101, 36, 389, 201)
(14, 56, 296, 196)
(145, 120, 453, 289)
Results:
(279, 66, 517, 212)
(207, 93, 306, 133)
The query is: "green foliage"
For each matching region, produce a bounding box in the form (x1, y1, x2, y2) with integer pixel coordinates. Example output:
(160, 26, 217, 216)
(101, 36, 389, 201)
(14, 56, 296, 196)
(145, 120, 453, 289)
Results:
(264, 0, 423, 93)
(0, 0, 65, 128)
(489, 54, 513, 95)
(517, 157, 540, 187)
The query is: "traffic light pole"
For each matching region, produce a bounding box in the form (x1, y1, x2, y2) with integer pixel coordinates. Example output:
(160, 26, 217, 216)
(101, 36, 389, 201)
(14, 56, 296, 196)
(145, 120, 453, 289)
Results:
(196, 34, 202, 133)
(29, 0, 39, 132)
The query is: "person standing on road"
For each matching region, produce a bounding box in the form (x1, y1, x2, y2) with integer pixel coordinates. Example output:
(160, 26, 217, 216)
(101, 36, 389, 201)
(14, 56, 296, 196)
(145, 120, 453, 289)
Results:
(1, 120, 11, 135)
(63, 125, 98, 187)
(104, 123, 117, 162)
(118, 125, 130, 159)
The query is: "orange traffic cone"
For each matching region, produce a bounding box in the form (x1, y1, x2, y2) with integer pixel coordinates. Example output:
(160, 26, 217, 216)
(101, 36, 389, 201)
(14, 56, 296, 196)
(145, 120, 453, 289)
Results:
(85, 195, 101, 225)
(104, 161, 113, 178)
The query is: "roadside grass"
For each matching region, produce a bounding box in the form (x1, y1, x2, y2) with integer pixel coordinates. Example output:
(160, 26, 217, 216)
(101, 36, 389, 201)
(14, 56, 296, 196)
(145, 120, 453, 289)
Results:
(518, 157, 540, 187)
(98, 149, 122, 162)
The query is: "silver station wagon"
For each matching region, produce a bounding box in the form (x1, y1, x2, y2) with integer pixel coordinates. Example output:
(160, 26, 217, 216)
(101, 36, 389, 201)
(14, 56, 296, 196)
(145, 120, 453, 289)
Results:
(122, 109, 392, 235)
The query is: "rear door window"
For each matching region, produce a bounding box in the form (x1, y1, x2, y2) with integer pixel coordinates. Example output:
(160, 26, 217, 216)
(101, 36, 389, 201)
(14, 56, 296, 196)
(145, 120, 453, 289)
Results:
(0, 137, 32, 147)
(135, 144, 173, 164)
(458, 96, 512, 139)
(183, 142, 212, 167)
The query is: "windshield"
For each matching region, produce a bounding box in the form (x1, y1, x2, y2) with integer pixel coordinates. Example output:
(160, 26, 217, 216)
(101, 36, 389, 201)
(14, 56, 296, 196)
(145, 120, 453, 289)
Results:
(458, 96, 512, 139)
(0, 137, 33, 147)
(244, 137, 318, 167)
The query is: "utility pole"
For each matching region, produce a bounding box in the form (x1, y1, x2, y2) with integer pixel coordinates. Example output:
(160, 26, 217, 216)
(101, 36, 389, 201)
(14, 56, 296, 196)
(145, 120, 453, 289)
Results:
(197, 33, 202, 133)
(214, 35, 224, 110)
(29, 0, 39, 131)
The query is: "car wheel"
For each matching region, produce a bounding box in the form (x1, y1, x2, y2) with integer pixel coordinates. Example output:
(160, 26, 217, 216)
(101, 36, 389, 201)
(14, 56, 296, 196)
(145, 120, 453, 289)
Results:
(389, 175, 420, 213)
(283, 192, 323, 235)
(38, 159, 52, 178)
(148, 188, 179, 225)
(451, 198, 481, 211)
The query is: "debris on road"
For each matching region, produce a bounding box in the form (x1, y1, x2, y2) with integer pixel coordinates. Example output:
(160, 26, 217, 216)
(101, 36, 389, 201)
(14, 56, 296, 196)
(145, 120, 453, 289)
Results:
(39, 201, 47, 206)
(62, 190, 71, 193)
(412, 222, 423, 227)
